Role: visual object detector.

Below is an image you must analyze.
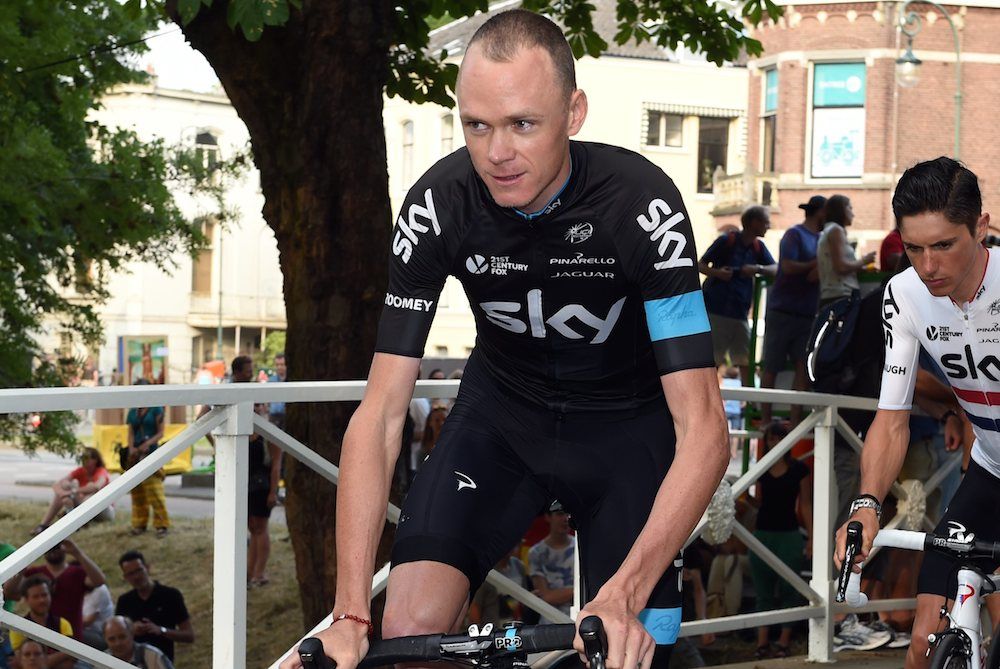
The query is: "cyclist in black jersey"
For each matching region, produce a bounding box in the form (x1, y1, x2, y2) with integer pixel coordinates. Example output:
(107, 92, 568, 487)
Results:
(281, 10, 729, 669)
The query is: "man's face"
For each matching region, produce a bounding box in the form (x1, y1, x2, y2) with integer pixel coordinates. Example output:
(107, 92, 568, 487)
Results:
(233, 361, 254, 383)
(547, 510, 571, 535)
(748, 214, 770, 238)
(17, 641, 46, 669)
(900, 211, 988, 299)
(104, 621, 134, 660)
(457, 44, 587, 213)
(25, 584, 51, 617)
(429, 369, 445, 381)
(275, 356, 287, 379)
(120, 558, 153, 591)
(44, 545, 64, 566)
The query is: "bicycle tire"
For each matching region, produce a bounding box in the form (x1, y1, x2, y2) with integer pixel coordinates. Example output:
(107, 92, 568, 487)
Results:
(986, 622, 1000, 669)
(929, 633, 971, 669)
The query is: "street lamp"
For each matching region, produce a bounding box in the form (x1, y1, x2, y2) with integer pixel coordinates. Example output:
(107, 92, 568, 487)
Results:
(895, 0, 963, 158)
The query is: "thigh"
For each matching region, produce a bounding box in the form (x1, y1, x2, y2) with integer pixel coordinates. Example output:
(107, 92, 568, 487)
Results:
(555, 408, 684, 645)
(918, 460, 1000, 596)
(392, 394, 548, 597)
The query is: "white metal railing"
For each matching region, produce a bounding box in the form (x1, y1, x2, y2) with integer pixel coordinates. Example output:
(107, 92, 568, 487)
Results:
(0, 382, 938, 667)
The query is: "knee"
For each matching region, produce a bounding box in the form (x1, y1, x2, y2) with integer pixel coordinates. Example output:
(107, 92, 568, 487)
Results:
(382, 600, 456, 639)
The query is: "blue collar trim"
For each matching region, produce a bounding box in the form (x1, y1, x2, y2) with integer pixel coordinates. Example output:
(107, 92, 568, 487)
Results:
(513, 161, 572, 220)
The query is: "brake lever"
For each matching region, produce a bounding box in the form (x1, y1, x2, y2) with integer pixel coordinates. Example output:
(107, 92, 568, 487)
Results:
(836, 521, 863, 603)
(299, 637, 336, 669)
(579, 616, 607, 669)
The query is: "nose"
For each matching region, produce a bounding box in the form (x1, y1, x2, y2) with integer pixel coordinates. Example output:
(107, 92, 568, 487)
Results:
(487, 129, 515, 165)
(919, 250, 939, 277)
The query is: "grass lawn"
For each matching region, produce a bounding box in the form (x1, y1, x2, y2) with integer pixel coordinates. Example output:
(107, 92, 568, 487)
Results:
(0, 498, 305, 668)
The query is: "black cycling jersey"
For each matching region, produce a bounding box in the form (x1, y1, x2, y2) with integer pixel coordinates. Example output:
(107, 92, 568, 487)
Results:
(375, 141, 714, 412)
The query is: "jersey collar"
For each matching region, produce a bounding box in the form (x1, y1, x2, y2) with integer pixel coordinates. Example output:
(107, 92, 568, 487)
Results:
(513, 160, 572, 220)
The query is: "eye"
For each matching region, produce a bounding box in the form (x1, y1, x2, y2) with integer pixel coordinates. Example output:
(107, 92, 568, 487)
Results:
(465, 121, 487, 132)
(514, 120, 534, 131)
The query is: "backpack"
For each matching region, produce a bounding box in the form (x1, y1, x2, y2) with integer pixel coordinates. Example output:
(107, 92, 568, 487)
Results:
(806, 290, 863, 393)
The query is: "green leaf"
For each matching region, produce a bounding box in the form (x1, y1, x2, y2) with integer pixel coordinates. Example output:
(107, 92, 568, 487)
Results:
(177, 0, 203, 25)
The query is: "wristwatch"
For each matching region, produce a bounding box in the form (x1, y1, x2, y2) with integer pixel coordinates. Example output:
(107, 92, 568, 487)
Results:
(849, 494, 882, 520)
(940, 409, 958, 424)
(160, 626, 167, 636)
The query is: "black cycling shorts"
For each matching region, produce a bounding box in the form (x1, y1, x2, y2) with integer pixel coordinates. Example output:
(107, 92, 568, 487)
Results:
(392, 360, 684, 645)
(917, 459, 1000, 598)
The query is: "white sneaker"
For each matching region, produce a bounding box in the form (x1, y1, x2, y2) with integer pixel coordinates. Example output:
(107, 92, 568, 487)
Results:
(834, 615, 892, 652)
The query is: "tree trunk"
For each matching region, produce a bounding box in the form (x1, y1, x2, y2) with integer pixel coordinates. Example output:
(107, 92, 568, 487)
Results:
(175, 0, 398, 628)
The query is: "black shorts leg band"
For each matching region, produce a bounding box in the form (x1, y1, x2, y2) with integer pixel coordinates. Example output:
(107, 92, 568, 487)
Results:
(391, 535, 482, 593)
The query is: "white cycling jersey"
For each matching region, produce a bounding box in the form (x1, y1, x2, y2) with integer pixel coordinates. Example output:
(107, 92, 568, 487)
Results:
(879, 247, 1000, 480)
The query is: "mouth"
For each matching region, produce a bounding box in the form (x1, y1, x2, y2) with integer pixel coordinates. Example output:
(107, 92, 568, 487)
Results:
(924, 277, 948, 289)
(490, 172, 524, 186)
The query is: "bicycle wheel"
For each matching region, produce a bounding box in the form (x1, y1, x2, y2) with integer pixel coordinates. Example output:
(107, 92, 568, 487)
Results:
(929, 633, 971, 669)
(986, 622, 1000, 669)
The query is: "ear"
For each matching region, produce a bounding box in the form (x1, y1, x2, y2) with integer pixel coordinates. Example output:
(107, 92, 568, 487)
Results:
(567, 89, 588, 137)
(975, 212, 990, 242)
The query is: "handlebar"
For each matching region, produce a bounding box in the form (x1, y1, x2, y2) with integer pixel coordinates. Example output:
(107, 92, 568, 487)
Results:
(299, 617, 606, 669)
(836, 521, 1000, 608)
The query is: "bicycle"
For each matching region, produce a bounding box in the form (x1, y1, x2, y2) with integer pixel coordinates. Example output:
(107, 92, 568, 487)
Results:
(298, 615, 608, 669)
(837, 520, 1000, 668)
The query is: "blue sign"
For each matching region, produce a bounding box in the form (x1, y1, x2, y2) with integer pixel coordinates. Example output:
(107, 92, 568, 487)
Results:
(764, 69, 778, 113)
(813, 62, 866, 107)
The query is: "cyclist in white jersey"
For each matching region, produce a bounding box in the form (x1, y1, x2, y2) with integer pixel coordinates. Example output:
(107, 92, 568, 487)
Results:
(834, 157, 1000, 669)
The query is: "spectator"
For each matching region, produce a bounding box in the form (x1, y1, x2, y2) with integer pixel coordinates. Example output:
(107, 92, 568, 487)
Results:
(1, 540, 16, 668)
(82, 582, 115, 649)
(407, 372, 431, 484)
(12, 640, 45, 669)
(7, 576, 75, 669)
(419, 406, 448, 460)
(6, 539, 105, 643)
(427, 368, 449, 411)
(125, 379, 169, 537)
(31, 447, 113, 536)
(103, 616, 174, 669)
(268, 352, 287, 431)
(528, 501, 575, 622)
(816, 195, 876, 308)
(115, 551, 193, 662)
(748, 420, 813, 659)
(879, 228, 904, 273)
(468, 547, 529, 628)
(760, 196, 825, 424)
(720, 366, 743, 461)
(698, 206, 778, 385)
(230, 356, 282, 586)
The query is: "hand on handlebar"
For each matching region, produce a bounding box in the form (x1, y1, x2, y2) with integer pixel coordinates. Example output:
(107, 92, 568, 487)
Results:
(281, 617, 370, 669)
(576, 596, 654, 669)
(834, 508, 879, 573)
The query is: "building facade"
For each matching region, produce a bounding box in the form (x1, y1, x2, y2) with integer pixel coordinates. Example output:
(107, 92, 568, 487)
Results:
(717, 0, 1000, 254)
(42, 81, 286, 384)
(384, 1, 751, 357)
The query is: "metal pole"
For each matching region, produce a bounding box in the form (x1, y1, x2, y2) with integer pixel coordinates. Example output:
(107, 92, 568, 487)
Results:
(808, 405, 837, 662)
(213, 401, 251, 669)
(899, 0, 962, 158)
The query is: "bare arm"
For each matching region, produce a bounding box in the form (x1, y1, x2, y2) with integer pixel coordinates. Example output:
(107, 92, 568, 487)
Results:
(698, 261, 733, 282)
(531, 574, 574, 607)
(578, 368, 728, 640)
(780, 257, 816, 275)
(63, 540, 105, 587)
(827, 226, 870, 275)
(161, 617, 194, 644)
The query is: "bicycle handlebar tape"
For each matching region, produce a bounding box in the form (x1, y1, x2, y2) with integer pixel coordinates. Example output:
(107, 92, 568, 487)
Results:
(517, 624, 577, 653)
(298, 638, 335, 669)
(579, 616, 608, 669)
(873, 529, 927, 552)
(357, 634, 444, 669)
(836, 521, 863, 603)
(844, 571, 869, 608)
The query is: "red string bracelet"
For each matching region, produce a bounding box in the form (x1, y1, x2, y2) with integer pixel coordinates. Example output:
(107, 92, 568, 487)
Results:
(332, 613, 373, 636)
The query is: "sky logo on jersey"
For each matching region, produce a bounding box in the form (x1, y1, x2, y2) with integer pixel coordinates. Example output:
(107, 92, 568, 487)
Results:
(940, 344, 1000, 382)
(643, 291, 710, 341)
(882, 284, 900, 349)
(635, 198, 692, 270)
(479, 289, 625, 344)
(392, 188, 441, 264)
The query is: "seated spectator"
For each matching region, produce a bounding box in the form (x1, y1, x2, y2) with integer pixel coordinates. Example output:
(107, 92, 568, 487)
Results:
(6, 540, 104, 643)
(8, 575, 75, 669)
(82, 582, 115, 649)
(31, 448, 113, 536)
(12, 639, 46, 669)
(528, 501, 575, 622)
(103, 616, 174, 669)
(115, 551, 193, 662)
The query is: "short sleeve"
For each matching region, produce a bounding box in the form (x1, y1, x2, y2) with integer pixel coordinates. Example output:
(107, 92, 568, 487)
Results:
(877, 278, 920, 410)
(613, 168, 714, 375)
(61, 617, 74, 637)
(779, 228, 803, 262)
(527, 545, 545, 579)
(758, 242, 776, 266)
(698, 235, 727, 266)
(374, 178, 453, 358)
(170, 589, 190, 624)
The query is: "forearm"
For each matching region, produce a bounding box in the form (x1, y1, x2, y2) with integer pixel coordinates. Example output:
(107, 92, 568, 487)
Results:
(780, 258, 815, 275)
(600, 417, 728, 611)
(164, 623, 194, 643)
(858, 411, 910, 502)
(268, 444, 283, 491)
(539, 586, 574, 606)
(334, 407, 402, 615)
(76, 553, 106, 587)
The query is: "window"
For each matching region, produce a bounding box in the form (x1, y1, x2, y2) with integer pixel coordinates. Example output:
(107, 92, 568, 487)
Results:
(441, 115, 454, 155)
(761, 69, 778, 173)
(191, 220, 215, 294)
(645, 111, 683, 148)
(194, 131, 219, 171)
(402, 121, 415, 188)
(697, 117, 730, 193)
(810, 62, 866, 178)
(435, 345, 449, 357)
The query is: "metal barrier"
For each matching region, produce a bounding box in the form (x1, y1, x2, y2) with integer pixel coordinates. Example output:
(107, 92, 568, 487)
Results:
(0, 382, 951, 667)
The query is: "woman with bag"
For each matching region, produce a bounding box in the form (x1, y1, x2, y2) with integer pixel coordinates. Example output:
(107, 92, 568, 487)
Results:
(125, 379, 170, 537)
